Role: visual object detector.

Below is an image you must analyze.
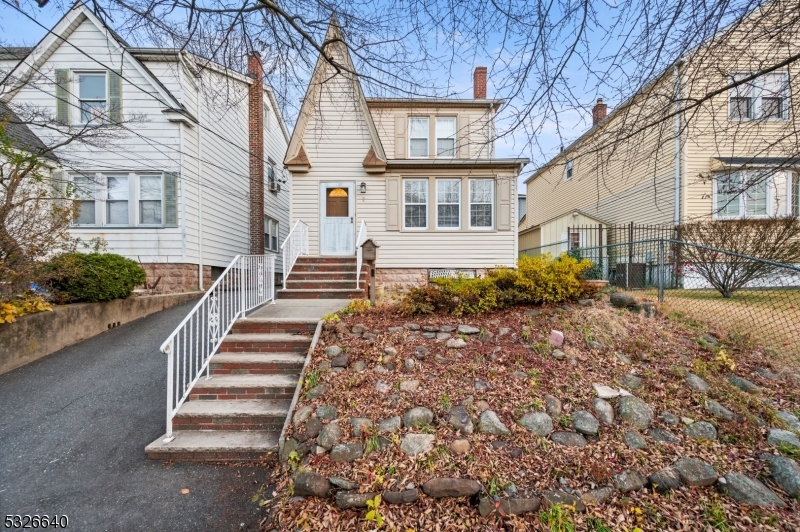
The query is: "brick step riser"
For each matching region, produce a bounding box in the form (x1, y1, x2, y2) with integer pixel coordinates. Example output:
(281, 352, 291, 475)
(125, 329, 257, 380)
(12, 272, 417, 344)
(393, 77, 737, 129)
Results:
(288, 273, 358, 281)
(209, 365, 303, 376)
(189, 387, 297, 401)
(291, 264, 359, 273)
(219, 342, 311, 353)
(285, 281, 359, 290)
(172, 417, 286, 432)
(231, 323, 317, 334)
(277, 291, 365, 300)
(146, 450, 276, 462)
(295, 257, 357, 265)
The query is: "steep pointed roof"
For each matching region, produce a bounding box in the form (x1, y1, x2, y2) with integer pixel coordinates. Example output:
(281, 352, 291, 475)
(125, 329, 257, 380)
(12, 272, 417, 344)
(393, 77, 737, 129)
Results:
(283, 14, 386, 169)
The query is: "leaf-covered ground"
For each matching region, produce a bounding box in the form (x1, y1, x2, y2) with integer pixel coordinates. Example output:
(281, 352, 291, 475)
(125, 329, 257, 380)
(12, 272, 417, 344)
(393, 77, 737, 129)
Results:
(262, 297, 800, 532)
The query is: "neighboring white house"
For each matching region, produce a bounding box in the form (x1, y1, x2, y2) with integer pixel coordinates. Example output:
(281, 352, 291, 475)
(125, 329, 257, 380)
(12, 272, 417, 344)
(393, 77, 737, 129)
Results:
(283, 17, 528, 291)
(0, 3, 290, 291)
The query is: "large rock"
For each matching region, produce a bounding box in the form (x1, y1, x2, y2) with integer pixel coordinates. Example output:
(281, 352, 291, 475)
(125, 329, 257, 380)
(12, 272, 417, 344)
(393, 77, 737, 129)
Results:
(317, 422, 343, 450)
(541, 491, 586, 512)
(324, 345, 342, 358)
(550, 431, 587, 447)
(518, 412, 553, 436)
(763, 455, 800, 497)
(610, 292, 637, 308)
(623, 431, 647, 450)
(685, 373, 710, 393)
(478, 410, 511, 435)
(674, 457, 717, 487)
(614, 469, 646, 493)
(621, 374, 643, 390)
(304, 417, 323, 439)
(581, 486, 614, 506)
(593, 383, 621, 399)
(646, 428, 680, 444)
(400, 380, 420, 393)
(422, 478, 482, 498)
(544, 395, 562, 416)
(448, 405, 474, 435)
(647, 467, 683, 493)
(478, 497, 540, 517)
(777, 411, 800, 432)
(330, 442, 363, 462)
(400, 434, 435, 456)
(349, 418, 373, 438)
(383, 489, 419, 505)
(722, 472, 786, 507)
(378, 416, 402, 433)
(767, 429, 800, 449)
(335, 491, 377, 509)
(705, 400, 735, 421)
(281, 437, 300, 463)
(329, 477, 357, 490)
(449, 439, 470, 454)
(446, 338, 467, 349)
(305, 384, 329, 401)
(293, 471, 330, 497)
(403, 407, 434, 429)
(727, 375, 760, 393)
(316, 404, 337, 420)
(618, 395, 654, 430)
(331, 354, 349, 368)
(293, 405, 313, 425)
(593, 398, 615, 425)
(457, 324, 480, 334)
(572, 410, 600, 435)
(685, 421, 718, 441)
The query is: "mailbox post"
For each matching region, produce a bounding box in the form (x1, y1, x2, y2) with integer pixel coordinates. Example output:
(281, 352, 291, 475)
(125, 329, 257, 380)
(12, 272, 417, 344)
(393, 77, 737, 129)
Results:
(360, 239, 380, 305)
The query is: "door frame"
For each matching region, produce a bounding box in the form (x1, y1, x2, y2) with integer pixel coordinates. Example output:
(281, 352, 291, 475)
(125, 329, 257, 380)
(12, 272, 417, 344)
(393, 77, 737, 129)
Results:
(319, 181, 356, 256)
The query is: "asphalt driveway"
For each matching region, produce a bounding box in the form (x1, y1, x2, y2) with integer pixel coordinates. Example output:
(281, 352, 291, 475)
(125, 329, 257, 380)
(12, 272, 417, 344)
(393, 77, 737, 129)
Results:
(0, 301, 270, 532)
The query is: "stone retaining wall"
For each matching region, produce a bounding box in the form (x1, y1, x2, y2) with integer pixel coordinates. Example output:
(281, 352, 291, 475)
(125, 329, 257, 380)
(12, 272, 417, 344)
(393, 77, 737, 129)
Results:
(139, 263, 212, 292)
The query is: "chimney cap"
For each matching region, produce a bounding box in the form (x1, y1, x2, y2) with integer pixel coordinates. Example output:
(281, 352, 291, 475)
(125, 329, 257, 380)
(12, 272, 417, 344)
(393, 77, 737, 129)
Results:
(596, 97, 603, 104)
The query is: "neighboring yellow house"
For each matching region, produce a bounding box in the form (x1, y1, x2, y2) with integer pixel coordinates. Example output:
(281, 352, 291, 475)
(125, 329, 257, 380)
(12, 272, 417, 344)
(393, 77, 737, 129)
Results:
(284, 16, 528, 290)
(520, 0, 800, 253)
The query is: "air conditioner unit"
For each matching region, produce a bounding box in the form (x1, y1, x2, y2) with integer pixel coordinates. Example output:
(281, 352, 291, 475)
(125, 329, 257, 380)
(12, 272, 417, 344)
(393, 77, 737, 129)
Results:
(268, 182, 280, 193)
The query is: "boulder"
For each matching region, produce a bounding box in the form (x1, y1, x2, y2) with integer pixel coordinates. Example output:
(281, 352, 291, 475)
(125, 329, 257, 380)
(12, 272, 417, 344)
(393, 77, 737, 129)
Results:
(550, 330, 565, 346)
(685, 373, 710, 393)
(378, 416, 402, 433)
(544, 395, 562, 416)
(593, 383, 621, 399)
(705, 400, 735, 421)
(330, 442, 363, 462)
(403, 407, 434, 429)
(405, 323, 421, 331)
(304, 417, 323, 439)
(621, 374, 643, 390)
(581, 486, 614, 506)
(518, 412, 553, 436)
(777, 411, 800, 433)
(387, 327, 404, 334)
(293, 405, 313, 426)
(457, 325, 480, 334)
(448, 405, 474, 435)
(293, 471, 330, 498)
(572, 410, 600, 435)
(316, 404, 337, 420)
(478, 497, 540, 517)
(685, 421, 717, 441)
(755, 367, 779, 380)
(618, 395, 654, 430)
(414, 346, 429, 359)
(400, 434, 435, 456)
(727, 375, 761, 393)
(763, 455, 800, 497)
(594, 398, 615, 425)
(647, 467, 683, 493)
(550, 431, 587, 447)
(324, 345, 342, 358)
(541, 490, 586, 512)
(722, 472, 786, 507)
(610, 292, 637, 308)
(383, 489, 419, 505)
(328, 477, 357, 490)
(623, 430, 647, 450)
(331, 354, 349, 368)
(399, 380, 420, 393)
(660, 411, 680, 426)
(317, 422, 343, 450)
(348, 418, 373, 438)
(436, 332, 452, 340)
(404, 358, 415, 371)
(674, 457, 717, 487)
(446, 338, 467, 349)
(449, 439, 470, 454)
(646, 428, 681, 444)
(614, 469, 646, 493)
(335, 491, 376, 509)
(767, 429, 800, 449)
(551, 349, 566, 361)
(478, 410, 511, 435)
(305, 384, 329, 401)
(422, 478, 482, 498)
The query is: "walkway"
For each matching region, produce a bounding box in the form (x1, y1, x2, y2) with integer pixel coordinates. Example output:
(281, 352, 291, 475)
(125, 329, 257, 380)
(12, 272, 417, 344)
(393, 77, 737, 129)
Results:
(0, 301, 269, 532)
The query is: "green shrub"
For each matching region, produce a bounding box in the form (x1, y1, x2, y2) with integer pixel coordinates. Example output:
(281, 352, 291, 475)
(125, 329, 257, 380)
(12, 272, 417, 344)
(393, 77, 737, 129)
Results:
(45, 253, 146, 302)
(399, 253, 592, 316)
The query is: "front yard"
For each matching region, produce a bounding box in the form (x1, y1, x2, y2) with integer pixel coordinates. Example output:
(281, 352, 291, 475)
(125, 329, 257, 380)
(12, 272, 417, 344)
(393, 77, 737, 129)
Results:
(264, 296, 800, 531)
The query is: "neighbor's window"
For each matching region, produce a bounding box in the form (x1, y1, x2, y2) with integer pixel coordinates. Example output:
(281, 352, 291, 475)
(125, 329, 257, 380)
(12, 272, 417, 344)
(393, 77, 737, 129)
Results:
(409, 117, 429, 158)
(436, 117, 457, 157)
(564, 160, 574, 181)
(404, 179, 428, 228)
(469, 179, 494, 228)
(436, 179, 460, 229)
(78, 72, 107, 124)
(106, 175, 129, 224)
(729, 72, 789, 120)
(792, 172, 799, 217)
(265, 217, 279, 252)
(714, 171, 771, 219)
(73, 175, 96, 225)
(139, 175, 163, 225)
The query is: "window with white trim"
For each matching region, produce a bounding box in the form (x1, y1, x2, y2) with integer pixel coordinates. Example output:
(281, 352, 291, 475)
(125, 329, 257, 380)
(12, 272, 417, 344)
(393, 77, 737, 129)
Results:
(436, 179, 460, 228)
(265, 217, 279, 252)
(436, 117, 457, 157)
(409, 117, 429, 158)
(73, 175, 96, 225)
(469, 179, 494, 228)
(564, 160, 573, 181)
(106, 175, 129, 225)
(404, 179, 428, 228)
(729, 72, 789, 120)
(714, 171, 771, 219)
(70, 172, 172, 227)
(78, 72, 107, 124)
(139, 175, 163, 225)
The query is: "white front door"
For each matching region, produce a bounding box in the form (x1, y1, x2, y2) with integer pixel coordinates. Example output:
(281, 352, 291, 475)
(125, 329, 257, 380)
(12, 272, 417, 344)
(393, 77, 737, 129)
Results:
(319, 182, 355, 256)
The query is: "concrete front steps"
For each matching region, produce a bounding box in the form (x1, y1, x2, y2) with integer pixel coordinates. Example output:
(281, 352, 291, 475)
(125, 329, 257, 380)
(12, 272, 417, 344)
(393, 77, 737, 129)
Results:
(145, 317, 313, 462)
(278, 256, 367, 300)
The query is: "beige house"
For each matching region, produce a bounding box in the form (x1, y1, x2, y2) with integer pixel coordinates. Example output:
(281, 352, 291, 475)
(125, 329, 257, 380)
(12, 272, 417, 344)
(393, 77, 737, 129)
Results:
(520, 0, 800, 253)
(284, 17, 528, 290)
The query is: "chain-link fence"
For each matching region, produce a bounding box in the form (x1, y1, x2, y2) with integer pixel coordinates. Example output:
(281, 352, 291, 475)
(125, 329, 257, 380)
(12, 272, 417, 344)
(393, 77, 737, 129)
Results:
(525, 238, 800, 360)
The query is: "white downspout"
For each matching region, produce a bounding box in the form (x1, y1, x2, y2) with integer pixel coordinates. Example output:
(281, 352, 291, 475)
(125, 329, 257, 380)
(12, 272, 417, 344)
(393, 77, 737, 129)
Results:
(673, 61, 683, 227)
(197, 77, 204, 290)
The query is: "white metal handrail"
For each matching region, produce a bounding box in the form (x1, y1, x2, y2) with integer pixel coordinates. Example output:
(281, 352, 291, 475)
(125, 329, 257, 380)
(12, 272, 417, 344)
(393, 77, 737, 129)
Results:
(160, 254, 276, 441)
(281, 220, 309, 289)
(356, 220, 368, 289)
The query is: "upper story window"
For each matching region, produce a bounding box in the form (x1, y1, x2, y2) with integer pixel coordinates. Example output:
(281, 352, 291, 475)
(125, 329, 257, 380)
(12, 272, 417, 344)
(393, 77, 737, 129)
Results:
(714, 170, 771, 219)
(564, 160, 574, 181)
(469, 179, 494, 228)
(78, 72, 107, 124)
(404, 179, 428, 228)
(409, 117, 429, 158)
(436, 179, 460, 229)
(729, 72, 789, 121)
(71, 172, 175, 227)
(436, 117, 457, 157)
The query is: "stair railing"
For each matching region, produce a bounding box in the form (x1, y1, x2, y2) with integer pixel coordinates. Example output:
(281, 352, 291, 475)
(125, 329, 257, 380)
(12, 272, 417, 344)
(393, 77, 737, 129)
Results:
(281, 220, 309, 289)
(356, 220, 368, 288)
(160, 254, 275, 441)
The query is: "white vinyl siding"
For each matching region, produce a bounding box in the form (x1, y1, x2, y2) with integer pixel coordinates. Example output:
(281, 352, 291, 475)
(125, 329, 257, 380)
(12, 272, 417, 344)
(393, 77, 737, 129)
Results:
(436, 117, 456, 157)
(469, 179, 494, 229)
(436, 179, 460, 229)
(729, 72, 789, 121)
(404, 179, 428, 229)
(714, 171, 771, 219)
(409, 117, 429, 158)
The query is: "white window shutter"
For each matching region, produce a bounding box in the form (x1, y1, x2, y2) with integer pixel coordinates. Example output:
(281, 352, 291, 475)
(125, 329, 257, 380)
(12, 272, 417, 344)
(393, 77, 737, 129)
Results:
(386, 177, 400, 231)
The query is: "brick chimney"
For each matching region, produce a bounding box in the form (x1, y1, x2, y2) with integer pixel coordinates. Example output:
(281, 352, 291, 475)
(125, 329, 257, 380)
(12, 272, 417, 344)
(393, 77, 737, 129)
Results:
(474, 66, 487, 99)
(592, 98, 607, 125)
(248, 52, 265, 255)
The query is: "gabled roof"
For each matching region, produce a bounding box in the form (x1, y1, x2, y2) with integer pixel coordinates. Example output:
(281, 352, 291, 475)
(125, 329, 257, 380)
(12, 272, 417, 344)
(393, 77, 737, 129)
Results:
(283, 14, 386, 169)
(0, 101, 57, 161)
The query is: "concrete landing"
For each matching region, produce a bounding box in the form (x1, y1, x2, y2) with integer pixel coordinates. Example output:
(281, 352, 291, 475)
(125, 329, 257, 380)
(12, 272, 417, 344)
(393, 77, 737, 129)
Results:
(247, 298, 350, 319)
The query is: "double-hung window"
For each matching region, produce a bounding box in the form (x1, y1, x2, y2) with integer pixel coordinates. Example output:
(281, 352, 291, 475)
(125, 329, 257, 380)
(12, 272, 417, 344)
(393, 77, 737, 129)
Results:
(469, 179, 494, 228)
(564, 160, 574, 181)
(404, 179, 428, 228)
(436, 179, 460, 228)
(714, 171, 770, 219)
(409, 117, 429, 158)
(265, 217, 279, 252)
(729, 72, 789, 121)
(436, 117, 457, 157)
(106, 175, 129, 225)
(73, 175, 96, 225)
(71, 172, 173, 227)
(139, 175, 163, 225)
(78, 72, 107, 124)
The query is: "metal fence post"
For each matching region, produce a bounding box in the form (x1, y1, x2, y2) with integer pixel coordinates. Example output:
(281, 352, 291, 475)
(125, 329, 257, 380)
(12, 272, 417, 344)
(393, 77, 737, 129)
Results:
(658, 239, 665, 303)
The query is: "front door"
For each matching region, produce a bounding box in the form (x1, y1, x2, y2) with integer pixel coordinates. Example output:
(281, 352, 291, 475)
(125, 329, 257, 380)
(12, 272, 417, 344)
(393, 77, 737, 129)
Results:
(320, 182, 355, 256)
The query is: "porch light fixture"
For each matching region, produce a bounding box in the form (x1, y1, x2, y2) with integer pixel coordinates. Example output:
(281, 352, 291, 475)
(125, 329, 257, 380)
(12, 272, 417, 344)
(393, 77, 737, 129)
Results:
(360, 182, 367, 194)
